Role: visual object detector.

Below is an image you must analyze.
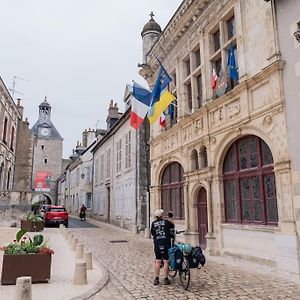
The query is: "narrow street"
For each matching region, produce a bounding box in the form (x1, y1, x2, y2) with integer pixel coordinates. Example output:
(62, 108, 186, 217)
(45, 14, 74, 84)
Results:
(70, 222, 300, 300)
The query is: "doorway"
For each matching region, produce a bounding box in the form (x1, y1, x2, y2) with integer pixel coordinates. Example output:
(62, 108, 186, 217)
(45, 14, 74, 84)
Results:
(197, 188, 208, 249)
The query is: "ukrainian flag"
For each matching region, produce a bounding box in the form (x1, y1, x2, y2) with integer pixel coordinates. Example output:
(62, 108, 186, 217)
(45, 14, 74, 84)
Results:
(148, 61, 176, 125)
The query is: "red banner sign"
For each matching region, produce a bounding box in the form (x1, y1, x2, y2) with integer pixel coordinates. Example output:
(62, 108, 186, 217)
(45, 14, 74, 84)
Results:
(34, 171, 52, 191)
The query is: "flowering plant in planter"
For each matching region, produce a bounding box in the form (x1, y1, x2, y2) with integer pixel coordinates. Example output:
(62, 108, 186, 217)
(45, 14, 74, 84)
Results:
(1, 229, 54, 284)
(0, 229, 54, 255)
(25, 212, 44, 223)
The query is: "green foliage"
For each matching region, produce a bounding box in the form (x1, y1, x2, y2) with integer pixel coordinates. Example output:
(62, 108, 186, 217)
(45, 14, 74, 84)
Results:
(1, 229, 53, 255)
(16, 229, 28, 242)
(26, 212, 44, 223)
(33, 234, 44, 247)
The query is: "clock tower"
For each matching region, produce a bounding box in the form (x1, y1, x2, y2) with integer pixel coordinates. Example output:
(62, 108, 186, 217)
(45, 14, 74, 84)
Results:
(30, 97, 63, 204)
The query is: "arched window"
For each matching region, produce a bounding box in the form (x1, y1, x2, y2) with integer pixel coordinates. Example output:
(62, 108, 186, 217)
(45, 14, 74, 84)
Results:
(223, 135, 278, 225)
(199, 146, 208, 168)
(6, 168, 11, 190)
(0, 163, 4, 190)
(191, 149, 199, 171)
(161, 162, 185, 219)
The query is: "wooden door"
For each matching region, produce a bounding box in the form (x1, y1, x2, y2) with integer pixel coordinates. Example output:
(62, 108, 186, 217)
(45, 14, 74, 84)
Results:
(197, 188, 208, 249)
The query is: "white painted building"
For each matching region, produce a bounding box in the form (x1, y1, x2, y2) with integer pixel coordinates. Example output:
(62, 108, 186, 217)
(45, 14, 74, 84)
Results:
(92, 96, 149, 232)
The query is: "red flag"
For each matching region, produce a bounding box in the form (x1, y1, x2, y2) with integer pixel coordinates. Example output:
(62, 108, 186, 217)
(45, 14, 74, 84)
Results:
(211, 68, 218, 90)
(159, 113, 166, 128)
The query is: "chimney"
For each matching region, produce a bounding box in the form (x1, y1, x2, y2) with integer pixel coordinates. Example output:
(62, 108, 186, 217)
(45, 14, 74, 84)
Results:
(82, 129, 88, 148)
(16, 98, 24, 118)
(106, 100, 122, 130)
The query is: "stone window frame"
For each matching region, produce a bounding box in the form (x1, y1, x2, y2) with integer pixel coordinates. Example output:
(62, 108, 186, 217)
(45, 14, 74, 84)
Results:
(99, 154, 104, 182)
(94, 158, 99, 183)
(2, 116, 8, 145)
(116, 138, 122, 173)
(10, 126, 15, 152)
(182, 42, 204, 115)
(223, 136, 278, 225)
(125, 131, 131, 169)
(209, 9, 238, 96)
(106, 148, 111, 179)
(163, 69, 178, 130)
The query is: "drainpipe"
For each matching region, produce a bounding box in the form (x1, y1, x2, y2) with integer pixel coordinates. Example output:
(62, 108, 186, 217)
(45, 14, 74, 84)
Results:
(133, 128, 138, 234)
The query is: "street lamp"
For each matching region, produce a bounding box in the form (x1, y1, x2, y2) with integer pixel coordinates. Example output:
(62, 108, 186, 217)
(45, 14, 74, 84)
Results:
(294, 23, 300, 43)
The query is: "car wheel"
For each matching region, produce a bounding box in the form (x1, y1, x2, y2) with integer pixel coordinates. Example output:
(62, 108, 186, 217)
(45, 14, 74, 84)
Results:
(64, 222, 68, 228)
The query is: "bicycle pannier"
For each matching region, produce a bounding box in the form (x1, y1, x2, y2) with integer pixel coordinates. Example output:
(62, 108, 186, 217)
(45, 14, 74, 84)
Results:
(168, 245, 182, 270)
(188, 246, 206, 268)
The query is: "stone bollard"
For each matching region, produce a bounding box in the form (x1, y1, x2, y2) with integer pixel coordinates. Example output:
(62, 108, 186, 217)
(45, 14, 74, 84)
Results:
(15, 276, 32, 300)
(83, 252, 93, 270)
(144, 228, 151, 239)
(75, 244, 84, 259)
(131, 225, 138, 234)
(71, 238, 78, 251)
(73, 262, 87, 285)
(68, 234, 74, 245)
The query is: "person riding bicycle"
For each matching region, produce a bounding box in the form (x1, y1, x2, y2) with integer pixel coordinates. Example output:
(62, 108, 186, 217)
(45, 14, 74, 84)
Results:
(151, 209, 175, 286)
(79, 204, 87, 221)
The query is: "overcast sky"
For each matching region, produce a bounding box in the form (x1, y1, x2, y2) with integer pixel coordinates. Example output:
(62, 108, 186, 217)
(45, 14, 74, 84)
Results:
(0, 0, 182, 158)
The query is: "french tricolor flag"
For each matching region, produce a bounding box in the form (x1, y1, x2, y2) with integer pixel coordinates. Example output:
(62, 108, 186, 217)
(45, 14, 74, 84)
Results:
(130, 82, 151, 129)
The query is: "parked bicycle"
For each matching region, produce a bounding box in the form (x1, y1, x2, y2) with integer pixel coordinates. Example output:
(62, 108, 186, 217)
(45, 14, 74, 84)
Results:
(168, 230, 205, 290)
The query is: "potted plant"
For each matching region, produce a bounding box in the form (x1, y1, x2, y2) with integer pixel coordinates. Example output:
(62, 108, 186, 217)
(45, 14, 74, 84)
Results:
(21, 212, 44, 232)
(1, 229, 54, 285)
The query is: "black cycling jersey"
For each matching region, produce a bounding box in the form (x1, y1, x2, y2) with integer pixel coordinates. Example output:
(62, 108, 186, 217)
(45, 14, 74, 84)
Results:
(151, 218, 175, 245)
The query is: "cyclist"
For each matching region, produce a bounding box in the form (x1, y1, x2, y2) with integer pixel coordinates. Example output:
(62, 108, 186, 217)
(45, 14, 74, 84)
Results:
(79, 204, 87, 221)
(151, 209, 175, 286)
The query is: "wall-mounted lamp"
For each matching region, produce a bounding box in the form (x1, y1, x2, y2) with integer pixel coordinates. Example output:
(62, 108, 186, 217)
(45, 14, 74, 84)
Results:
(294, 22, 300, 43)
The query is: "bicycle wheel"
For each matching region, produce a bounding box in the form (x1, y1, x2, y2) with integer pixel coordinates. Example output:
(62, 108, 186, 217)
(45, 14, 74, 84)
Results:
(169, 266, 177, 278)
(179, 256, 190, 290)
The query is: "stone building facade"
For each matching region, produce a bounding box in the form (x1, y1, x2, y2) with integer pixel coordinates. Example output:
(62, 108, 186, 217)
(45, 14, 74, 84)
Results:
(273, 0, 300, 278)
(31, 98, 63, 204)
(13, 100, 34, 193)
(139, 0, 300, 278)
(0, 78, 20, 193)
(92, 97, 149, 232)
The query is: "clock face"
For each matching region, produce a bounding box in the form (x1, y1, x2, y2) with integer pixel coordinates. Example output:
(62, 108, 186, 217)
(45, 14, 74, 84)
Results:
(40, 127, 50, 136)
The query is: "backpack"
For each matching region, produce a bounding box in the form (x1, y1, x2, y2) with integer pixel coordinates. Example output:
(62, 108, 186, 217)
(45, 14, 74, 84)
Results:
(188, 246, 206, 268)
(168, 245, 183, 270)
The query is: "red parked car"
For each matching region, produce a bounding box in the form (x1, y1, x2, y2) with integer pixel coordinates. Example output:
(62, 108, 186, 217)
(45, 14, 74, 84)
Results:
(44, 205, 69, 227)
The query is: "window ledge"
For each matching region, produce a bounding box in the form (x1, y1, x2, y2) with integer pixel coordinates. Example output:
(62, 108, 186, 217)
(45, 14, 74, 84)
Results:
(221, 223, 278, 233)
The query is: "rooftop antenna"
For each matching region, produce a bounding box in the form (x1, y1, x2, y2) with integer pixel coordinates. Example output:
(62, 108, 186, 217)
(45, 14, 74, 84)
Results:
(9, 76, 29, 98)
(94, 120, 100, 129)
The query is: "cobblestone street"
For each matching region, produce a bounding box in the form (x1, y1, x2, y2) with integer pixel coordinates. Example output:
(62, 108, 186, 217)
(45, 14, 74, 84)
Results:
(70, 222, 300, 300)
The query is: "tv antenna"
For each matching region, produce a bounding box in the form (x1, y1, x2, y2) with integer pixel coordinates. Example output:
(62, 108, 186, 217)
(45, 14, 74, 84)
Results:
(9, 76, 29, 98)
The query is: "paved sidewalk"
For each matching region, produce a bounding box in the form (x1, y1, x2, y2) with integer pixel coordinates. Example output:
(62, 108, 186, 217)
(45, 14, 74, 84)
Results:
(0, 226, 108, 300)
(70, 218, 300, 300)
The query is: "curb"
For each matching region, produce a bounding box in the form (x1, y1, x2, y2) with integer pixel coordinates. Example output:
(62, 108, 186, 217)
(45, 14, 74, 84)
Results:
(70, 265, 110, 300)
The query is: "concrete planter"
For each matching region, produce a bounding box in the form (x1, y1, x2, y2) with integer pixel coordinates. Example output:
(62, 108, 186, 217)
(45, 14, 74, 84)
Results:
(21, 220, 44, 232)
(1, 253, 52, 285)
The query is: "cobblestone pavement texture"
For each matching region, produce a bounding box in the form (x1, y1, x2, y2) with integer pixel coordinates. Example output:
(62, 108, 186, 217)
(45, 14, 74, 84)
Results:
(70, 221, 300, 300)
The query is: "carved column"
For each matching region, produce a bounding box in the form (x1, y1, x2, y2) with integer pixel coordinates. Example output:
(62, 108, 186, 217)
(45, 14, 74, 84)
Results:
(183, 181, 190, 230)
(205, 177, 214, 235)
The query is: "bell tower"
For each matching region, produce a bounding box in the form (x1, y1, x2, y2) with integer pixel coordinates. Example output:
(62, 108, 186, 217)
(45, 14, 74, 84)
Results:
(38, 97, 52, 124)
(141, 12, 162, 64)
(30, 97, 63, 205)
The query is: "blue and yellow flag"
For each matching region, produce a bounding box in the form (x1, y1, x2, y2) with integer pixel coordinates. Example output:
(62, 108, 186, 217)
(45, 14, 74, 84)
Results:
(148, 61, 175, 124)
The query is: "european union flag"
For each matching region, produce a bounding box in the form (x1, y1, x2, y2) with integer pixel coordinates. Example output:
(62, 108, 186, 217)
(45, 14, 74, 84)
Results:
(168, 102, 174, 119)
(228, 45, 238, 81)
(148, 61, 172, 117)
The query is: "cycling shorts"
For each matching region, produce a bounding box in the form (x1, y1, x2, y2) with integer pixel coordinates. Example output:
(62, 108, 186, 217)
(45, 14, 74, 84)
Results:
(154, 242, 171, 260)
